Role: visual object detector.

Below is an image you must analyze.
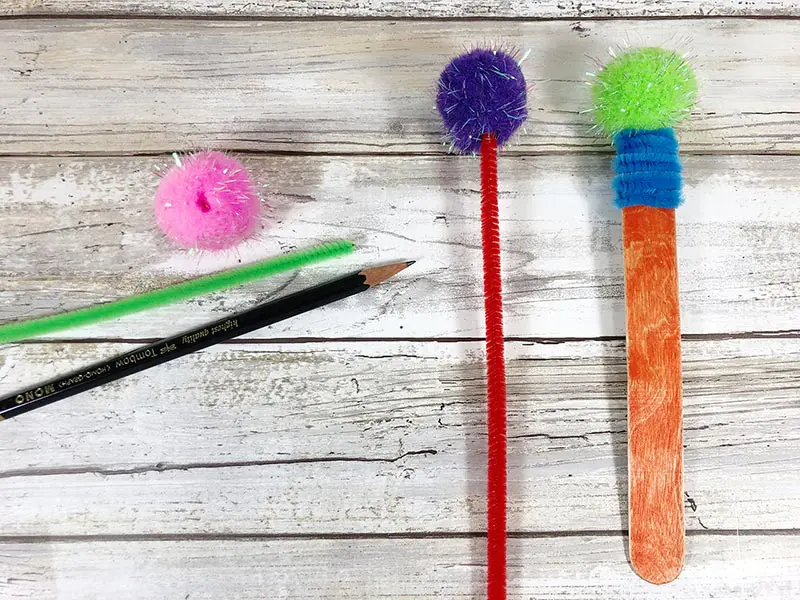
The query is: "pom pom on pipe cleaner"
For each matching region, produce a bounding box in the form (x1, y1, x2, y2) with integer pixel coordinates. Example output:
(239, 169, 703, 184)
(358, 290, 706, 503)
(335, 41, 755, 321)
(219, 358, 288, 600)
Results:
(437, 47, 528, 600)
(437, 48, 528, 154)
(591, 46, 697, 585)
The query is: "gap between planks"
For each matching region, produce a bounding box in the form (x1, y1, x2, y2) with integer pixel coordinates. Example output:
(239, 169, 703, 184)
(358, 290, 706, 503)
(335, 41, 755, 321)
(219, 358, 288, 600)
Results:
(0, 530, 797, 544)
(3, 14, 800, 22)
(0, 450, 442, 480)
(9, 330, 800, 345)
(6, 149, 800, 159)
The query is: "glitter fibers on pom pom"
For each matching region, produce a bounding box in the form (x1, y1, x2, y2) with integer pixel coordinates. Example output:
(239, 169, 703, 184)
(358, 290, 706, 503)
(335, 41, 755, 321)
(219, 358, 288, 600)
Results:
(436, 48, 528, 154)
(591, 47, 697, 135)
(154, 151, 262, 251)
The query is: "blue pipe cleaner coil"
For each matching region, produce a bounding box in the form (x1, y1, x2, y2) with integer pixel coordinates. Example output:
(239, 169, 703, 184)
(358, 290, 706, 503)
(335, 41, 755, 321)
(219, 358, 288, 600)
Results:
(612, 128, 683, 209)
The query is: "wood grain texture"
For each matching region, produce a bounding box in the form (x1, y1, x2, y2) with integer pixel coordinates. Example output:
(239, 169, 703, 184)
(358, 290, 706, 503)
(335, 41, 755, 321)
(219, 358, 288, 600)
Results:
(4, 0, 800, 17)
(2, 535, 800, 599)
(2, 8, 799, 596)
(2, 154, 800, 339)
(1, 339, 798, 535)
(623, 207, 684, 584)
(1, 19, 800, 155)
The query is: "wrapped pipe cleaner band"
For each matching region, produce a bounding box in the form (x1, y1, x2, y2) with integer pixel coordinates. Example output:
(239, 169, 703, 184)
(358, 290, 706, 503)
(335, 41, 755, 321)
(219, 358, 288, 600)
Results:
(0, 240, 355, 345)
(592, 46, 697, 585)
(593, 46, 695, 211)
(437, 47, 527, 600)
(613, 129, 683, 209)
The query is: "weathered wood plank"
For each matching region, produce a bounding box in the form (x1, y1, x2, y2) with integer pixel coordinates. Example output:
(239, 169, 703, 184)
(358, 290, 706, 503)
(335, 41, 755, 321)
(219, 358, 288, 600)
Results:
(1, 155, 799, 339)
(1, 339, 798, 534)
(1, 19, 799, 154)
(4, 0, 799, 18)
(2, 0, 798, 18)
(3, 535, 800, 599)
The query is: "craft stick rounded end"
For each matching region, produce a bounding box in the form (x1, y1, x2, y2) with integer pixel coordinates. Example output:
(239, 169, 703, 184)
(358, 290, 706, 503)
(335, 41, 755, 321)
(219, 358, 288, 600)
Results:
(630, 538, 685, 584)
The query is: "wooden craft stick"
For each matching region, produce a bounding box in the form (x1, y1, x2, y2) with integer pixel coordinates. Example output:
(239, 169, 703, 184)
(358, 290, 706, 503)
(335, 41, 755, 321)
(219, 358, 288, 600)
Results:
(623, 206, 684, 583)
(591, 46, 697, 583)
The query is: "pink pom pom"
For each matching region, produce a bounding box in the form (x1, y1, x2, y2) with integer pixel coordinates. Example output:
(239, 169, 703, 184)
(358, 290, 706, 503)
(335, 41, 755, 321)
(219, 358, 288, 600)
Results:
(154, 151, 261, 251)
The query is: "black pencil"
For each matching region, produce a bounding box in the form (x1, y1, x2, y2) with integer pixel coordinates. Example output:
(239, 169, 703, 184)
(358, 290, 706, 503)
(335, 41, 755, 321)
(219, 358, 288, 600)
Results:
(0, 261, 413, 421)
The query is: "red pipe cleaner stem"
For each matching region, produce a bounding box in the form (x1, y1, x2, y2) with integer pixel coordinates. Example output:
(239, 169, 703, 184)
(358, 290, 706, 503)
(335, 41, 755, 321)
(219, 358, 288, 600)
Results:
(480, 132, 507, 600)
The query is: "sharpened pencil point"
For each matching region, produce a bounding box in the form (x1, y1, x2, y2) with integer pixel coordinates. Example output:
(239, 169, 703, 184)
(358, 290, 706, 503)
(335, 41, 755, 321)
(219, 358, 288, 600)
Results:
(362, 261, 414, 287)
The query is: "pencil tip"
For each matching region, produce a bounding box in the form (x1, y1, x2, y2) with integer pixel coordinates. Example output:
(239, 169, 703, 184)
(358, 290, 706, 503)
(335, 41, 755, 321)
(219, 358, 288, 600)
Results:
(362, 261, 414, 286)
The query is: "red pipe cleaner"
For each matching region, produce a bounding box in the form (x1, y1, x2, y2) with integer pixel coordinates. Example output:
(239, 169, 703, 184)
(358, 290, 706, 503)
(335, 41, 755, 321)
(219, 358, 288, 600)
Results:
(481, 133, 507, 600)
(436, 48, 527, 600)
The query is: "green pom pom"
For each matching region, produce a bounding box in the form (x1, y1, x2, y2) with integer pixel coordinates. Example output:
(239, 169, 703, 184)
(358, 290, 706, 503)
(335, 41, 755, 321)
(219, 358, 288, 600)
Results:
(592, 47, 697, 135)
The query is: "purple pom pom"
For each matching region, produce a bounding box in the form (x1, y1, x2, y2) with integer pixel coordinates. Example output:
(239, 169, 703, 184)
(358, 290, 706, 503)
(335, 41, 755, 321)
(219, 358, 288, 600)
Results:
(436, 48, 528, 154)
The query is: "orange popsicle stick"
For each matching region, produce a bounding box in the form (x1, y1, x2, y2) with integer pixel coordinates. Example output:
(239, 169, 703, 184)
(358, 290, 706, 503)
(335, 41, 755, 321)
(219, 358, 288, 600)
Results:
(622, 205, 685, 584)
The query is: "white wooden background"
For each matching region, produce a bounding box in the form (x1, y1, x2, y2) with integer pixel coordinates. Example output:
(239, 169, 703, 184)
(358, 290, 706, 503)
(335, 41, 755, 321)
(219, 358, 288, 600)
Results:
(1, 2, 799, 599)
